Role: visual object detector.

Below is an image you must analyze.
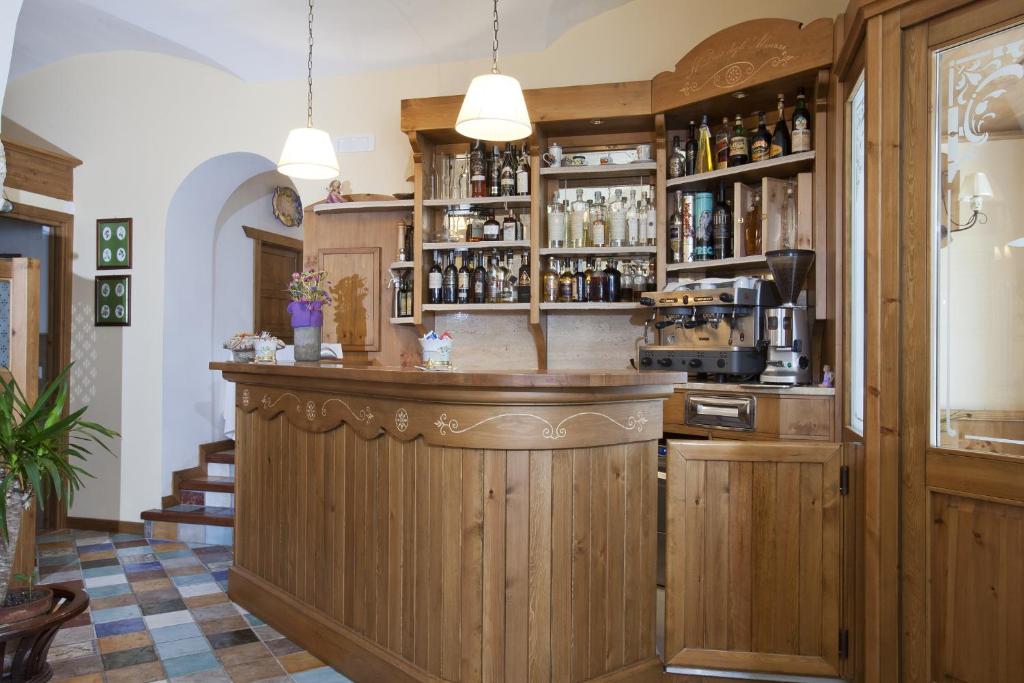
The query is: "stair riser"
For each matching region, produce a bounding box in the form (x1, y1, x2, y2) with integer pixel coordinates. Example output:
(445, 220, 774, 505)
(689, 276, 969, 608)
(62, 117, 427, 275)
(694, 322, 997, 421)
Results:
(145, 520, 234, 546)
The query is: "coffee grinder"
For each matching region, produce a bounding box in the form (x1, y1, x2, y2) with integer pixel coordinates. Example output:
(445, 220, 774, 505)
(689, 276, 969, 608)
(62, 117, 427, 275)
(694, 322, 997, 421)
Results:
(760, 249, 814, 385)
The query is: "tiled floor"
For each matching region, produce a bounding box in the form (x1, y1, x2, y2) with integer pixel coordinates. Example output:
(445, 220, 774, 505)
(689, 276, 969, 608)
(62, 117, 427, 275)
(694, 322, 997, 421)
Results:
(36, 529, 354, 683)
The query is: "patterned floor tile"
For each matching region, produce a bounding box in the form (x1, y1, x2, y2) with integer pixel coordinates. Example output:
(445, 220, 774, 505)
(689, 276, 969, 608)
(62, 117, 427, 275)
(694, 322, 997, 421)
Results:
(104, 660, 166, 683)
(90, 593, 139, 610)
(48, 640, 98, 662)
(94, 617, 146, 638)
(199, 615, 249, 636)
(170, 670, 232, 683)
(277, 651, 325, 674)
(100, 643, 159, 670)
(141, 598, 189, 615)
(206, 628, 259, 650)
(214, 642, 273, 668)
(97, 631, 154, 654)
(291, 668, 354, 683)
(155, 635, 211, 660)
(151, 622, 205, 643)
(92, 604, 143, 624)
(52, 625, 96, 647)
(223, 656, 287, 683)
(162, 650, 221, 678)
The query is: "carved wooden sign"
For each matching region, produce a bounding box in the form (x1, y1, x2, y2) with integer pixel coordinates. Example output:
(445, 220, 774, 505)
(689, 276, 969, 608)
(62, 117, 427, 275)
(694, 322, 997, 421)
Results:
(652, 18, 833, 113)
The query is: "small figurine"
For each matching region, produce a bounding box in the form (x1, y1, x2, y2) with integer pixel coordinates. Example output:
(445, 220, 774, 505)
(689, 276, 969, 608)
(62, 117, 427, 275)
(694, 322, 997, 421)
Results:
(820, 364, 835, 388)
(325, 179, 344, 203)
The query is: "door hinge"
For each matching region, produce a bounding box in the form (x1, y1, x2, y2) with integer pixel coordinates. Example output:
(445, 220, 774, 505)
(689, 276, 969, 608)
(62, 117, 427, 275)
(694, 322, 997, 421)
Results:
(839, 465, 849, 495)
(839, 629, 849, 659)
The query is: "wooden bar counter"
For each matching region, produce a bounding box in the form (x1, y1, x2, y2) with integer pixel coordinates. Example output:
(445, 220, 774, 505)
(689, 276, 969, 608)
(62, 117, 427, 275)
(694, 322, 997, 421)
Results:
(210, 361, 684, 683)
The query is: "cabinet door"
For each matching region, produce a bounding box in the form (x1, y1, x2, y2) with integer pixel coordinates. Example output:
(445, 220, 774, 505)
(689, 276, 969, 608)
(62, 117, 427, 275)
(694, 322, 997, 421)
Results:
(664, 439, 844, 678)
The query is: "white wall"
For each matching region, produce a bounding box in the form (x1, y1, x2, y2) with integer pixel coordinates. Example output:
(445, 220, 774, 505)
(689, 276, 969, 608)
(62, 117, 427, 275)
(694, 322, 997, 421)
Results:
(3, 0, 846, 522)
(0, 0, 24, 123)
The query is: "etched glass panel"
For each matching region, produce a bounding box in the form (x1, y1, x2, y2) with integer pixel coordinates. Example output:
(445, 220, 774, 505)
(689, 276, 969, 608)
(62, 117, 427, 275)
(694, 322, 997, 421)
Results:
(932, 24, 1024, 452)
(847, 73, 866, 436)
(0, 280, 9, 369)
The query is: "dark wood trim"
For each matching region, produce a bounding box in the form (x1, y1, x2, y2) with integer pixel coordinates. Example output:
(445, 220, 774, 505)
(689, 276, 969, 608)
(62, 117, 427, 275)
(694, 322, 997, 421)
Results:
(65, 517, 145, 535)
(95, 217, 132, 270)
(243, 225, 302, 251)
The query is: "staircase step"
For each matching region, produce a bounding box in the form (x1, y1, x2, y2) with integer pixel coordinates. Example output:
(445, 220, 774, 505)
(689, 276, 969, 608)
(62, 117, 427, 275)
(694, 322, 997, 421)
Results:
(207, 450, 235, 465)
(181, 476, 235, 494)
(141, 505, 235, 528)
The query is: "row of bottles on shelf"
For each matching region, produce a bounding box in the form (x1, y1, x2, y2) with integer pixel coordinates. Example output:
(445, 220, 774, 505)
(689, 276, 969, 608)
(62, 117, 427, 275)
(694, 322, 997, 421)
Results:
(668, 89, 812, 178)
(428, 250, 531, 305)
(541, 257, 654, 304)
(667, 179, 798, 264)
(431, 141, 530, 201)
(546, 187, 656, 249)
(431, 207, 529, 244)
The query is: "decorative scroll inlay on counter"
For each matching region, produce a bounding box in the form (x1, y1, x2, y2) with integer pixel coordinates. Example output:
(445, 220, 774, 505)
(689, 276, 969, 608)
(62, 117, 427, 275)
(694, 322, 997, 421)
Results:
(235, 384, 663, 449)
(433, 410, 649, 440)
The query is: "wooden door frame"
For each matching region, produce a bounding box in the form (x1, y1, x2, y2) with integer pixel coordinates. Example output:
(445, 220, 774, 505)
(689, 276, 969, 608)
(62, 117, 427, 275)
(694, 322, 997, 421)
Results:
(2, 201, 73, 531)
(243, 225, 302, 339)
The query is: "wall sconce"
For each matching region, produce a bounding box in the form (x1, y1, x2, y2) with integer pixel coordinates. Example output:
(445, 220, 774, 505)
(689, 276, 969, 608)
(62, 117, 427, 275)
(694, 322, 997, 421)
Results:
(951, 171, 994, 232)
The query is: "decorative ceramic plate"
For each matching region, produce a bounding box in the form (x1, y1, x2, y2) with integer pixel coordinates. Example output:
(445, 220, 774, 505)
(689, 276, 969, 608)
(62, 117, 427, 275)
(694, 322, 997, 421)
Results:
(272, 186, 303, 227)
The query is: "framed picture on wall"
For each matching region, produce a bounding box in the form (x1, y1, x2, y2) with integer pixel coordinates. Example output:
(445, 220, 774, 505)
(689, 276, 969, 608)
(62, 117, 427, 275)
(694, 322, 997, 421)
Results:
(96, 217, 132, 269)
(95, 274, 130, 326)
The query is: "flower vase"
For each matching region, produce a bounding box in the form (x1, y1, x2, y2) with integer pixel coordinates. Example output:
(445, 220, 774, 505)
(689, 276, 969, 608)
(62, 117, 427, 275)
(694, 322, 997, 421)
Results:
(288, 301, 324, 362)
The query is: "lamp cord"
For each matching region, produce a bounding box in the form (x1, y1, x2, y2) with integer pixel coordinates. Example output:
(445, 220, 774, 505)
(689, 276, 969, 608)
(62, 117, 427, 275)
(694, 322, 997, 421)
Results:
(307, 0, 315, 127)
(491, 0, 500, 74)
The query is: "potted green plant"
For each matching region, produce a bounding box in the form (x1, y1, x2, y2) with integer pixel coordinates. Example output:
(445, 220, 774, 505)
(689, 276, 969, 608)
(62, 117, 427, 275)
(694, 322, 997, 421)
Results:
(0, 364, 117, 615)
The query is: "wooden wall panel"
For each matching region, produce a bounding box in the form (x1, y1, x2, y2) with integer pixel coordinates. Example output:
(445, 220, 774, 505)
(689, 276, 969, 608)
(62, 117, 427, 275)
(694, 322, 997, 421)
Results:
(230, 407, 661, 683)
(664, 440, 843, 679)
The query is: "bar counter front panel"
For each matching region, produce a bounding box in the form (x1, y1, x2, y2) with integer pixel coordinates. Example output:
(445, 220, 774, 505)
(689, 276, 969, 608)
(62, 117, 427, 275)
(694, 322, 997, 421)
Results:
(211, 362, 684, 683)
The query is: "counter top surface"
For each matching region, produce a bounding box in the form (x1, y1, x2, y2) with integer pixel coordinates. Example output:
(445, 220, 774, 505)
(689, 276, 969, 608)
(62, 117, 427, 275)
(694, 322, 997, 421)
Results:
(210, 361, 687, 389)
(677, 381, 836, 396)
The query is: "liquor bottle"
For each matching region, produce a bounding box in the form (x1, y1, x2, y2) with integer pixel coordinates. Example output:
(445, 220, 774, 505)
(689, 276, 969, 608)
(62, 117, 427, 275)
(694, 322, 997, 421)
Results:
(398, 271, 412, 317)
(501, 253, 515, 303)
(517, 253, 531, 303)
(626, 189, 640, 246)
(728, 114, 749, 166)
(751, 112, 771, 162)
(684, 121, 697, 176)
(771, 94, 790, 158)
(781, 182, 798, 248)
(609, 189, 627, 247)
(502, 211, 519, 241)
(590, 193, 607, 247)
(645, 261, 657, 293)
(712, 186, 733, 260)
(570, 188, 588, 248)
(482, 212, 500, 241)
(470, 139, 486, 197)
(547, 191, 566, 248)
(457, 252, 470, 304)
(574, 260, 588, 303)
(558, 261, 574, 302)
(488, 146, 501, 196)
(791, 88, 812, 153)
(486, 252, 501, 303)
(696, 115, 714, 174)
(668, 135, 685, 178)
(669, 191, 683, 263)
(715, 116, 730, 170)
(589, 259, 606, 302)
(500, 144, 516, 196)
(542, 258, 558, 303)
(516, 146, 530, 196)
(744, 189, 762, 256)
(680, 192, 695, 263)
(467, 215, 483, 242)
(472, 253, 487, 303)
(442, 252, 458, 303)
(621, 263, 634, 303)
(583, 261, 595, 301)
(604, 261, 621, 302)
(428, 251, 443, 304)
(633, 264, 647, 302)
(693, 192, 714, 261)
(643, 191, 657, 246)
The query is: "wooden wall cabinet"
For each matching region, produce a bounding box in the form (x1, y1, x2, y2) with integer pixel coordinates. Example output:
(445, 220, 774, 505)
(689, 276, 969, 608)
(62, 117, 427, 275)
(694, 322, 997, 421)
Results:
(664, 439, 848, 680)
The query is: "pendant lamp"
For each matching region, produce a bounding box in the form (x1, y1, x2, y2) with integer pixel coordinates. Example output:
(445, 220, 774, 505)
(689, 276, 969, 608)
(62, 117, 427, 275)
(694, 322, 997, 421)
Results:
(455, 0, 531, 142)
(278, 0, 339, 180)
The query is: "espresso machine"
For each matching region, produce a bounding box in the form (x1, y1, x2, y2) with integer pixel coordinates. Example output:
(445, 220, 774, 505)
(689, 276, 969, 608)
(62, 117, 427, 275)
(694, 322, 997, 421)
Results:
(760, 249, 814, 385)
(638, 276, 778, 381)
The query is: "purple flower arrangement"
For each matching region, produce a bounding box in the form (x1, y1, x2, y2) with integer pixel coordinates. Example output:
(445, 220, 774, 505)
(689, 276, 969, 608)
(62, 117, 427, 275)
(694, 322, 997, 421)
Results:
(287, 269, 333, 328)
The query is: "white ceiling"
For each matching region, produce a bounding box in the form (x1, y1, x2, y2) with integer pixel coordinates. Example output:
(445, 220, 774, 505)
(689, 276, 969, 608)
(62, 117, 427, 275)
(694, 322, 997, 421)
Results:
(11, 0, 630, 82)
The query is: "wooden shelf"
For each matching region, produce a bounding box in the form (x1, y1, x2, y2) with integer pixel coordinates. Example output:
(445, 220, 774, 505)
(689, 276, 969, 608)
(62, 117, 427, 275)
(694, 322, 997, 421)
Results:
(423, 240, 530, 251)
(389, 317, 416, 325)
(539, 302, 644, 311)
(539, 162, 657, 181)
(388, 261, 414, 270)
(423, 303, 530, 312)
(313, 199, 414, 213)
(665, 152, 815, 191)
(538, 246, 657, 256)
(665, 254, 769, 273)
(423, 196, 531, 208)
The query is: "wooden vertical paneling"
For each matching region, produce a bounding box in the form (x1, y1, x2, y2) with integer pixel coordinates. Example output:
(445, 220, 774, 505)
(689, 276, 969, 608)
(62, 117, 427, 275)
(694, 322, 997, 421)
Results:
(505, 452, 530, 683)
(588, 447, 608, 679)
(388, 437, 405, 652)
(704, 461, 731, 650)
(461, 449, 485, 682)
(482, 450, 507, 682)
(527, 450, 552, 683)
(570, 450, 592, 682)
(604, 446, 626, 673)
(727, 462, 753, 652)
(402, 439, 418, 663)
(622, 444, 643, 664)
(414, 440, 430, 666)
(428, 446, 444, 675)
(441, 448, 463, 680)
(549, 450, 573, 683)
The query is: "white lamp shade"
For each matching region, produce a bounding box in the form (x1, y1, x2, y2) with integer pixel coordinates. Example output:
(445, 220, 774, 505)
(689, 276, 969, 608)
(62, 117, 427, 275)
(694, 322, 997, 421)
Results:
(277, 126, 340, 180)
(959, 171, 994, 200)
(455, 73, 532, 142)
